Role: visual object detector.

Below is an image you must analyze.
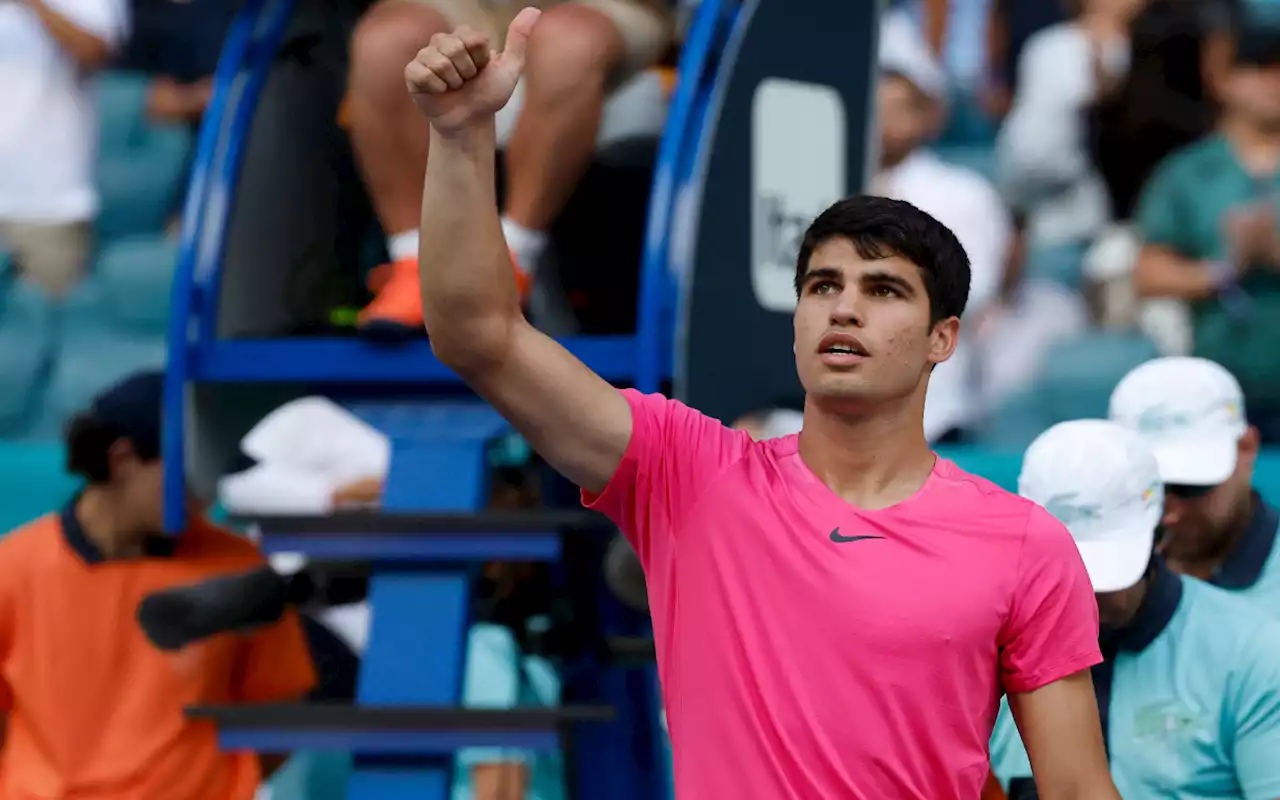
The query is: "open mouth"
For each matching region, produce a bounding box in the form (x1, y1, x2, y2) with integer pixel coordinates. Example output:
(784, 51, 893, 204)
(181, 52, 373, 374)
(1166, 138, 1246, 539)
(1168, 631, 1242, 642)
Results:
(818, 333, 869, 358)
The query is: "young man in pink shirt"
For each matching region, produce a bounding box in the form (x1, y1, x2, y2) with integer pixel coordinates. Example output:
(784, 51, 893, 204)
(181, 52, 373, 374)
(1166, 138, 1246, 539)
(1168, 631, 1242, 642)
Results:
(409, 9, 1118, 798)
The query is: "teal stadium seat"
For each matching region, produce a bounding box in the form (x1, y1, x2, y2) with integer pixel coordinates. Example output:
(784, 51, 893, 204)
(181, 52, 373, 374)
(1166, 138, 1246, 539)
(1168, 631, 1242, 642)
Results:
(0, 250, 11, 280)
(935, 145, 997, 183)
(95, 71, 194, 241)
(31, 278, 166, 438)
(94, 234, 179, 336)
(0, 283, 56, 436)
(1033, 331, 1161, 424)
(0, 442, 79, 532)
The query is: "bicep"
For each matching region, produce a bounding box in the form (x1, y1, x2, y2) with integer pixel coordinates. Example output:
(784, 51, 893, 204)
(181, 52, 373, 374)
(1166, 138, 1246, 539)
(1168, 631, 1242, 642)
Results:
(459, 320, 633, 495)
(1008, 670, 1114, 798)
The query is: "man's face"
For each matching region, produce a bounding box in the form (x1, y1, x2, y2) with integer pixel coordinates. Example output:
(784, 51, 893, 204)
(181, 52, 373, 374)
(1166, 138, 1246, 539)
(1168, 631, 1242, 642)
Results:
(1095, 582, 1147, 631)
(108, 440, 166, 536)
(877, 74, 938, 167)
(1223, 63, 1280, 130)
(793, 237, 958, 412)
(1159, 432, 1257, 561)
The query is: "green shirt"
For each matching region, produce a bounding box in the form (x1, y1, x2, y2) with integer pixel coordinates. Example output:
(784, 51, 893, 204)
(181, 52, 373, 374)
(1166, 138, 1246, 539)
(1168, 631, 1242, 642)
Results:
(1135, 134, 1280, 407)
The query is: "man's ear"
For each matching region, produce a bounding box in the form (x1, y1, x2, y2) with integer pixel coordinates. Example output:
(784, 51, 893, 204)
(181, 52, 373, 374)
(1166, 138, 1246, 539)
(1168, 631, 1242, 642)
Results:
(928, 316, 960, 366)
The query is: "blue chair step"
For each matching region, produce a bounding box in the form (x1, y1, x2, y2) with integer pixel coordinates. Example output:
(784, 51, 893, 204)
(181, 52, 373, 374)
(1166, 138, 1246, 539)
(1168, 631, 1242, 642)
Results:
(188, 704, 614, 755)
(186, 337, 640, 384)
(238, 509, 607, 562)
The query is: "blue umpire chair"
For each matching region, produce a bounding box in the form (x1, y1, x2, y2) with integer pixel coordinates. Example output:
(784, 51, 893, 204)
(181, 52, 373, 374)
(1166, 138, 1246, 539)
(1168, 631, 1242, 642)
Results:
(164, 0, 884, 797)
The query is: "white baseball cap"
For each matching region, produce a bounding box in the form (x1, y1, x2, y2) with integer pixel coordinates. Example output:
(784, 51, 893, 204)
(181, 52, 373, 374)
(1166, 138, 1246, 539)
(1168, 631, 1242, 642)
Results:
(879, 9, 947, 102)
(1019, 419, 1163, 592)
(1109, 357, 1247, 486)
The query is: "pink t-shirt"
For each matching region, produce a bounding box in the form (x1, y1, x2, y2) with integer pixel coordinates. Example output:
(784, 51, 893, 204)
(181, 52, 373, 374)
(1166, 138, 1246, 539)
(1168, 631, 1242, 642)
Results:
(584, 391, 1101, 799)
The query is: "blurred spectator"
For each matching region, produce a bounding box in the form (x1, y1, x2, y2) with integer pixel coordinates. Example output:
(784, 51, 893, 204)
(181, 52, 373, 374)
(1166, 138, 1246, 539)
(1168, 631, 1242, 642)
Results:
(986, 0, 1068, 117)
(0, 0, 129, 297)
(875, 10, 1013, 441)
(0, 372, 315, 800)
(1132, 7, 1280, 435)
(115, 0, 232, 128)
(345, 0, 673, 338)
(996, 0, 1145, 249)
(1091, 0, 1238, 222)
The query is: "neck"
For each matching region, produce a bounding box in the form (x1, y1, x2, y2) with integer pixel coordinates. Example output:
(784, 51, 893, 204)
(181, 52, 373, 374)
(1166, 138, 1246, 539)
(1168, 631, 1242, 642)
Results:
(1222, 116, 1280, 173)
(1099, 570, 1153, 639)
(76, 488, 144, 559)
(796, 393, 935, 510)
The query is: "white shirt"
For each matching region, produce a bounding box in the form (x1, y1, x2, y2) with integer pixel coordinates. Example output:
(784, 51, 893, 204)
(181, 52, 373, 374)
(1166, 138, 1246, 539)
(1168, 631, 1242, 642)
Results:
(0, 0, 129, 223)
(995, 23, 1126, 244)
(876, 148, 1013, 439)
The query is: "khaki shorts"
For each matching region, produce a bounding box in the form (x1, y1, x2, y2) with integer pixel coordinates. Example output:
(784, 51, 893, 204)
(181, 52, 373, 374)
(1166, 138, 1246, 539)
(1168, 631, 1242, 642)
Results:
(0, 219, 93, 298)
(420, 0, 671, 85)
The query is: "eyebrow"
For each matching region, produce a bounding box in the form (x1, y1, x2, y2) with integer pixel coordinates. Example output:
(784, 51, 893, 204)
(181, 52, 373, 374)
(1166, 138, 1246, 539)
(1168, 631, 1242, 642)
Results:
(802, 267, 917, 296)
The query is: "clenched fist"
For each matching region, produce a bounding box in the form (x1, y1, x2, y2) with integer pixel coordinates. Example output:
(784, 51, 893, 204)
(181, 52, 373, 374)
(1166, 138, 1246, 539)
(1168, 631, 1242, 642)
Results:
(405, 6, 542, 136)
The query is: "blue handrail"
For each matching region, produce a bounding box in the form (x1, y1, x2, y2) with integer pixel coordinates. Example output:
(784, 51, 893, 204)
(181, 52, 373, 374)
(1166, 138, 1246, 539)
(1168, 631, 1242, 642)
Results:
(162, 0, 298, 533)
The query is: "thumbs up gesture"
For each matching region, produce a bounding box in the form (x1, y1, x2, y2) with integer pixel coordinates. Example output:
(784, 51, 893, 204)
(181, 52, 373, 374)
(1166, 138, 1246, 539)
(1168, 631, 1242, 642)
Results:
(405, 7, 541, 136)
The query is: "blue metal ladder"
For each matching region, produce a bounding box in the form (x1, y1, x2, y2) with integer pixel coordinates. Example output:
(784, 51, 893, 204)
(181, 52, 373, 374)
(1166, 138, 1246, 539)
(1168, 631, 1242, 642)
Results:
(160, 0, 741, 797)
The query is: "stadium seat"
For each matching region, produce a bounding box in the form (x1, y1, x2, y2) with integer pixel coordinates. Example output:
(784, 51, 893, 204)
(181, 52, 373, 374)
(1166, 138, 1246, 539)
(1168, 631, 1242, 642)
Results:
(935, 144, 997, 182)
(1023, 242, 1089, 289)
(0, 442, 78, 531)
(1032, 331, 1160, 424)
(94, 234, 179, 336)
(972, 389, 1053, 452)
(95, 72, 194, 241)
(0, 250, 11, 281)
(31, 278, 167, 438)
(0, 283, 55, 436)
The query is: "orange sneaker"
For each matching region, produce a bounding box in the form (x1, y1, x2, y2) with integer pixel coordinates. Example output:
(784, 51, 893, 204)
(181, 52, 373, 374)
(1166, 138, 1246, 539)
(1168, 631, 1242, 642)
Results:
(357, 256, 424, 341)
(357, 255, 533, 342)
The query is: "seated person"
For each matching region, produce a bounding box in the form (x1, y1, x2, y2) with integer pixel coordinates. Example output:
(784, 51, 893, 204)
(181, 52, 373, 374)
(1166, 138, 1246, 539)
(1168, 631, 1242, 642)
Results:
(114, 0, 231, 128)
(991, 418, 1280, 799)
(1132, 9, 1280, 437)
(0, 371, 316, 800)
(1, 0, 128, 297)
(346, 0, 672, 338)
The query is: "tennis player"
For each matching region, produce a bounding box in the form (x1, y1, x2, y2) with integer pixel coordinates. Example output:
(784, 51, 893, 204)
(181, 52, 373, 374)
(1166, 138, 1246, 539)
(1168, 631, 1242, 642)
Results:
(409, 9, 1117, 798)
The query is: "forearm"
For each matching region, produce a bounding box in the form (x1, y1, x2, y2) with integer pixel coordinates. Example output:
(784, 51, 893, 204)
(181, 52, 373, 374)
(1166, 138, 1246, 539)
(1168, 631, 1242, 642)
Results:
(25, 0, 112, 69)
(1133, 247, 1220, 301)
(419, 122, 521, 363)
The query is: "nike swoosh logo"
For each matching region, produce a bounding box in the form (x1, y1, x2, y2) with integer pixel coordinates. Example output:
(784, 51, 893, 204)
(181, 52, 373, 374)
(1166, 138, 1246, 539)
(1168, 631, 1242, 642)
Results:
(830, 529, 884, 544)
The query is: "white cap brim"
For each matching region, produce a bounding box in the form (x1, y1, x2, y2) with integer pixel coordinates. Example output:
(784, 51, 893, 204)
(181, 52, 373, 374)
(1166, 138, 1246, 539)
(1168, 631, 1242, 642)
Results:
(1072, 505, 1159, 593)
(1150, 437, 1238, 486)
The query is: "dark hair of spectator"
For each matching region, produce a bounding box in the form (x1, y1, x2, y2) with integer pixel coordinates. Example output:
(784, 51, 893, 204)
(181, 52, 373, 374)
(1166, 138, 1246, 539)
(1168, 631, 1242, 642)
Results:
(65, 413, 124, 484)
(793, 195, 972, 324)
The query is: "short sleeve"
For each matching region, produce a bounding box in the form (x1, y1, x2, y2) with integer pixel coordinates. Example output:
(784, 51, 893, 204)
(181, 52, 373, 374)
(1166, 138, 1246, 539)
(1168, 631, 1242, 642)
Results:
(1134, 155, 1192, 253)
(45, 0, 130, 46)
(231, 610, 317, 704)
(988, 697, 1033, 790)
(999, 505, 1102, 694)
(582, 390, 751, 567)
(1230, 624, 1280, 800)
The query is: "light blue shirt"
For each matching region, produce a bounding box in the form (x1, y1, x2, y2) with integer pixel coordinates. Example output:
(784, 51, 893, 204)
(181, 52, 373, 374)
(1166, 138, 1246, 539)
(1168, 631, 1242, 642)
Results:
(990, 569, 1280, 799)
(453, 623, 564, 800)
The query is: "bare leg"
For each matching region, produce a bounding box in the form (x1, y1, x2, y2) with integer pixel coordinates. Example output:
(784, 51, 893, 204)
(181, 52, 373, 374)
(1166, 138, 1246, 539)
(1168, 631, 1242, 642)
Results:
(347, 0, 450, 238)
(501, 5, 625, 256)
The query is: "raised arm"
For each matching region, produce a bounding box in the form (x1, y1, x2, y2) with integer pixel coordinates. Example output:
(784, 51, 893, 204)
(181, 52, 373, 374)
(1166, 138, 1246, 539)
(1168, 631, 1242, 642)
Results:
(408, 8, 631, 494)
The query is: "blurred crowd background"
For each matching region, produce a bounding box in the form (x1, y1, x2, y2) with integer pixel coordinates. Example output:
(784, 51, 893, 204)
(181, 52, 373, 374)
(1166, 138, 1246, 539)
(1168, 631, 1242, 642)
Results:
(5, 0, 1280, 796)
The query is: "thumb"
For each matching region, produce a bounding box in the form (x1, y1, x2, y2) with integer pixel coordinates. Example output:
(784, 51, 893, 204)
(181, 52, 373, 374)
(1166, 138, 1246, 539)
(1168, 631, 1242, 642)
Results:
(500, 6, 542, 68)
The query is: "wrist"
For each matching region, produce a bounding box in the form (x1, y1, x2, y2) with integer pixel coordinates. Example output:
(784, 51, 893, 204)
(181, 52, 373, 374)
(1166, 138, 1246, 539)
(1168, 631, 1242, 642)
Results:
(1206, 259, 1237, 291)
